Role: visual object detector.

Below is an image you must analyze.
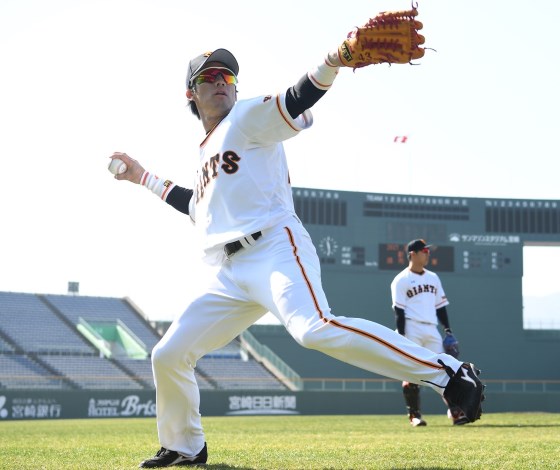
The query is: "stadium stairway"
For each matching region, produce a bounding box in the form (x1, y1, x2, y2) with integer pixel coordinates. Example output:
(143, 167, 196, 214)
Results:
(27, 352, 80, 389)
(109, 357, 152, 389)
(0, 328, 21, 354)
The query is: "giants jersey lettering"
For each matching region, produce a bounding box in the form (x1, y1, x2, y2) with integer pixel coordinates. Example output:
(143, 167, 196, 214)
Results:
(192, 93, 313, 253)
(391, 268, 449, 325)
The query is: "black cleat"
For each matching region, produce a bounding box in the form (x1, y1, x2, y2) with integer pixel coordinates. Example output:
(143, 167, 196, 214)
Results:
(409, 411, 427, 427)
(447, 407, 471, 425)
(440, 361, 485, 424)
(139, 443, 207, 468)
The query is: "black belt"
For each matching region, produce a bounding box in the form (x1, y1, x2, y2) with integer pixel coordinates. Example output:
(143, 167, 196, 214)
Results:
(224, 231, 262, 257)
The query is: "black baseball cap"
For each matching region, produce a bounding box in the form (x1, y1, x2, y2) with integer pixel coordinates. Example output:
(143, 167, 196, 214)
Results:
(186, 48, 239, 88)
(407, 239, 432, 253)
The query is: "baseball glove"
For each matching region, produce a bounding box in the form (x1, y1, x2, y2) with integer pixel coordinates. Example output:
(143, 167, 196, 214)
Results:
(443, 331, 460, 358)
(338, 3, 425, 68)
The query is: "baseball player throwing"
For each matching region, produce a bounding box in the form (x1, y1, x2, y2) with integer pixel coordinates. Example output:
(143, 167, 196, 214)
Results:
(109, 24, 484, 468)
(391, 239, 465, 427)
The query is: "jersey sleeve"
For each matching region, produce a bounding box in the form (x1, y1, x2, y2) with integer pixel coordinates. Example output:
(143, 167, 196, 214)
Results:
(234, 95, 313, 146)
(391, 274, 408, 310)
(434, 274, 450, 308)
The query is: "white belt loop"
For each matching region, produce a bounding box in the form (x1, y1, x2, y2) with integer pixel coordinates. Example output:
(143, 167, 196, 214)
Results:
(224, 231, 263, 259)
(239, 233, 258, 249)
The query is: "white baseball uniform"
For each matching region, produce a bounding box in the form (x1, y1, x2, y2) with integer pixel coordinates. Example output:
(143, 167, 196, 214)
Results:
(391, 268, 449, 353)
(189, 94, 312, 254)
(148, 63, 463, 458)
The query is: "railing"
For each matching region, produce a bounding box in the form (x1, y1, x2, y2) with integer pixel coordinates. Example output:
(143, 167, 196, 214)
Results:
(77, 318, 112, 357)
(239, 331, 303, 391)
(75, 317, 148, 359)
(116, 318, 147, 353)
(1, 345, 95, 356)
(0, 374, 71, 389)
(298, 378, 560, 393)
(302, 378, 401, 392)
(1, 373, 560, 392)
(482, 379, 560, 393)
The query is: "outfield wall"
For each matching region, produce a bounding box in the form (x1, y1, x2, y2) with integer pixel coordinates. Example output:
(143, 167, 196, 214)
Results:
(0, 389, 558, 421)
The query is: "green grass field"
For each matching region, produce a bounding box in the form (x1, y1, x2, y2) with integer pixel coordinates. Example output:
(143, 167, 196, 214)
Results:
(1, 413, 559, 469)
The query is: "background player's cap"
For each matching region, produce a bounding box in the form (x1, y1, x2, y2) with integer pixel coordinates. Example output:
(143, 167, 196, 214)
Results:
(187, 48, 239, 88)
(407, 239, 432, 253)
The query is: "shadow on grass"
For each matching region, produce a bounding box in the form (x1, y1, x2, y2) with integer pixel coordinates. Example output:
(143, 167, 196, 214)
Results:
(205, 465, 255, 470)
(390, 468, 459, 470)
(205, 466, 467, 470)
(476, 423, 560, 428)
(427, 423, 560, 429)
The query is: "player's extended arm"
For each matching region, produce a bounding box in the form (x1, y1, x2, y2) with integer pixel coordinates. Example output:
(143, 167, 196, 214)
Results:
(285, 53, 340, 119)
(140, 171, 193, 216)
(284, 42, 368, 119)
(109, 152, 193, 215)
(285, 3, 426, 118)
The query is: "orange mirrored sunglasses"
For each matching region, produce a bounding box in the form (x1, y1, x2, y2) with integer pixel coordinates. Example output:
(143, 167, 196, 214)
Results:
(193, 68, 237, 86)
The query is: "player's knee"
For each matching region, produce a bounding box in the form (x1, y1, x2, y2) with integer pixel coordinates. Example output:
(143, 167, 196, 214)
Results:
(151, 344, 168, 370)
(152, 342, 184, 371)
(294, 329, 325, 350)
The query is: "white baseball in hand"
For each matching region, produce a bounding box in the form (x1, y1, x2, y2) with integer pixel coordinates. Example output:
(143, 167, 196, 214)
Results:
(108, 158, 127, 175)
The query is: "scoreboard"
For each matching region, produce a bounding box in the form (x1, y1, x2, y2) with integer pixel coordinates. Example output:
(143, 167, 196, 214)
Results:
(291, 188, 558, 276)
(378, 243, 455, 272)
(291, 187, 560, 380)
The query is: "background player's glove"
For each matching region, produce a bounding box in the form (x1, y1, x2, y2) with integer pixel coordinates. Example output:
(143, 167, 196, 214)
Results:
(338, 4, 425, 68)
(443, 330, 460, 358)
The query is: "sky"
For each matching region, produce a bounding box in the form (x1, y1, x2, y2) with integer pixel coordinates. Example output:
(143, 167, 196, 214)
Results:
(1, 0, 559, 323)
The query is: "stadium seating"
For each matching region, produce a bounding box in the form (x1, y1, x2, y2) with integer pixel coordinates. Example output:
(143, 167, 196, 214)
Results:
(39, 355, 144, 390)
(197, 357, 286, 390)
(116, 358, 215, 390)
(0, 291, 286, 391)
(42, 294, 161, 351)
(0, 292, 94, 354)
(204, 340, 242, 359)
(0, 354, 68, 390)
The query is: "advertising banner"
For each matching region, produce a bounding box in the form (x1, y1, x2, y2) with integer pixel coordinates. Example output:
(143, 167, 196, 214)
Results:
(0, 389, 553, 421)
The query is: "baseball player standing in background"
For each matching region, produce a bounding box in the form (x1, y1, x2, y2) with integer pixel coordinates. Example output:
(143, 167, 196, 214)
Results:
(109, 11, 484, 466)
(391, 239, 464, 427)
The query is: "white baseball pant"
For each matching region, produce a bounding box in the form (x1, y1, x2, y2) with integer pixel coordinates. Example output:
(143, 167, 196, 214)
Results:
(151, 218, 462, 457)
